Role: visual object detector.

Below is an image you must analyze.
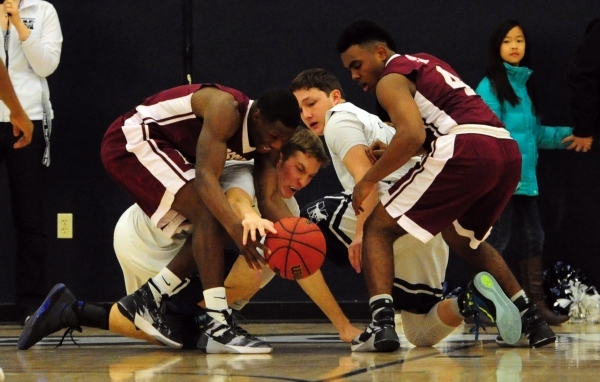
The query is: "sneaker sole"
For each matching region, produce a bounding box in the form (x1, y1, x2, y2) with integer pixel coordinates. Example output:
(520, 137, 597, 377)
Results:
(132, 313, 183, 349)
(117, 300, 183, 349)
(495, 335, 530, 348)
(496, 334, 557, 348)
(17, 284, 69, 350)
(351, 338, 400, 352)
(201, 337, 273, 354)
(351, 330, 400, 352)
(530, 334, 557, 348)
(473, 272, 521, 345)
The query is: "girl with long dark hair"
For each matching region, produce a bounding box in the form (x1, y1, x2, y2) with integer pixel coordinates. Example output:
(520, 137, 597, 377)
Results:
(476, 20, 576, 326)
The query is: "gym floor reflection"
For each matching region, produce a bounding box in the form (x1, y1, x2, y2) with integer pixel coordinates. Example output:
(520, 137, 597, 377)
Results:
(1, 321, 599, 381)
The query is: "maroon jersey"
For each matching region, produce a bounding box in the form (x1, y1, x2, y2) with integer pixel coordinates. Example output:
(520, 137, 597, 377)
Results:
(381, 54, 504, 148)
(102, 83, 255, 165)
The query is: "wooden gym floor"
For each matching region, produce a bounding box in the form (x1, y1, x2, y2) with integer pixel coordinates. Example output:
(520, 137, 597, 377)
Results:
(1, 319, 599, 381)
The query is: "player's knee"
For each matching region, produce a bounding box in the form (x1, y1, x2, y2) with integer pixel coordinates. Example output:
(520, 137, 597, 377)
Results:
(404, 330, 438, 347)
(441, 227, 475, 256)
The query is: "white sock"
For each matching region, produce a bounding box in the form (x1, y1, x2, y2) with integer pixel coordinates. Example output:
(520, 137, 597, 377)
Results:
(151, 268, 184, 298)
(510, 290, 529, 316)
(510, 290, 527, 302)
(369, 294, 394, 319)
(204, 287, 229, 323)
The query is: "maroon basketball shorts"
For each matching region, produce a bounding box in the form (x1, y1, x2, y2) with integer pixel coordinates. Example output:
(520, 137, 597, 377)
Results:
(381, 133, 521, 249)
(101, 119, 195, 237)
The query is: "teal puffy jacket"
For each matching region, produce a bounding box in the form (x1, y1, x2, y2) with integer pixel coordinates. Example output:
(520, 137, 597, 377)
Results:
(476, 63, 572, 196)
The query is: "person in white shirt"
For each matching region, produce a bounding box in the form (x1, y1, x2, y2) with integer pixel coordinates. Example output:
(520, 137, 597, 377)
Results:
(0, 0, 62, 324)
(291, 68, 465, 348)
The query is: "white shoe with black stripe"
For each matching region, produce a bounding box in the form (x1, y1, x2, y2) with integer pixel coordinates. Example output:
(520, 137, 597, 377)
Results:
(196, 310, 272, 354)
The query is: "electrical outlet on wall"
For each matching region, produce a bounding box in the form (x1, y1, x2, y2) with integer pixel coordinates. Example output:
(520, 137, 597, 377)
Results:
(57, 213, 73, 239)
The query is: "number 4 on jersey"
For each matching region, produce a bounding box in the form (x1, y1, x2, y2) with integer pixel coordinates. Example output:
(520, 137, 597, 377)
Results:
(436, 66, 476, 96)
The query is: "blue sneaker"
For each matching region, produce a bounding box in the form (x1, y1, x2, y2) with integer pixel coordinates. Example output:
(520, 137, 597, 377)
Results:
(460, 272, 522, 345)
(17, 284, 82, 350)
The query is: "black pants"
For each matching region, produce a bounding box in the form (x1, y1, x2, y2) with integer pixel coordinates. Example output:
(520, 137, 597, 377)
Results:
(0, 120, 49, 316)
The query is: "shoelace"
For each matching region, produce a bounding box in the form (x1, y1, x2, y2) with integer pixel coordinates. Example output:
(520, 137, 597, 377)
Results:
(55, 326, 82, 348)
(468, 312, 488, 340)
(204, 309, 257, 340)
(228, 312, 260, 339)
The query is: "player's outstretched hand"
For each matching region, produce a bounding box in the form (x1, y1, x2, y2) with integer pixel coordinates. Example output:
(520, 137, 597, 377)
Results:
(232, 224, 269, 270)
(241, 212, 277, 245)
(352, 179, 375, 215)
(564, 134, 593, 152)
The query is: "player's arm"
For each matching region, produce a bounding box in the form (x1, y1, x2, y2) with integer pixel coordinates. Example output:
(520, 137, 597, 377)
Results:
(0, 62, 33, 148)
(369, 73, 425, 182)
(191, 88, 258, 257)
(296, 270, 362, 342)
(226, 187, 275, 244)
(342, 145, 380, 273)
(254, 153, 296, 221)
(352, 74, 425, 213)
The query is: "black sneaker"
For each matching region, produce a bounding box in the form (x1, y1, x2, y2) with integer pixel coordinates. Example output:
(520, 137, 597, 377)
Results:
(17, 284, 82, 350)
(460, 272, 521, 345)
(496, 304, 556, 348)
(351, 307, 400, 352)
(196, 310, 272, 354)
(117, 280, 183, 348)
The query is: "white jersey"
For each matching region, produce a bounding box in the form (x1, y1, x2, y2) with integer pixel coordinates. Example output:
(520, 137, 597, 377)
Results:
(303, 101, 449, 319)
(224, 160, 299, 216)
(324, 102, 420, 196)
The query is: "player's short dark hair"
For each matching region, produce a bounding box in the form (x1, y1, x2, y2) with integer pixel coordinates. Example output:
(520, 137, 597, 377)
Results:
(281, 127, 330, 168)
(255, 88, 300, 129)
(289, 68, 346, 99)
(336, 19, 397, 53)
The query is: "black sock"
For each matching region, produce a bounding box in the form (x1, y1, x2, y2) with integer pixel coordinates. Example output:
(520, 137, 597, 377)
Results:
(512, 295, 532, 314)
(77, 302, 111, 330)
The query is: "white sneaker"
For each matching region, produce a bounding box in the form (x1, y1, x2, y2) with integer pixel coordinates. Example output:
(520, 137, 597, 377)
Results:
(196, 310, 272, 354)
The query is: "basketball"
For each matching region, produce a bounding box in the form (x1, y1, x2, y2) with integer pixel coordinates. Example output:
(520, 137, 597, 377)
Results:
(264, 217, 326, 280)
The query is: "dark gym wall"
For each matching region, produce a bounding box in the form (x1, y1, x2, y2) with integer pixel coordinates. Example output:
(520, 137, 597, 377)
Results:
(1, 1, 598, 310)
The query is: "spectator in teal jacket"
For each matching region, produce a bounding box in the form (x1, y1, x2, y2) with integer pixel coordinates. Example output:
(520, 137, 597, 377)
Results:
(475, 20, 579, 328)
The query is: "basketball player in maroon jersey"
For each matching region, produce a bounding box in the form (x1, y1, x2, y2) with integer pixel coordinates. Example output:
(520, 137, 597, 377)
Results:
(100, 84, 299, 353)
(336, 20, 556, 352)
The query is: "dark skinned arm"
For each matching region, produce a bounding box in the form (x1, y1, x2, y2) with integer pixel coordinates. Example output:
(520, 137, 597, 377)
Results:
(192, 88, 267, 268)
(352, 73, 426, 214)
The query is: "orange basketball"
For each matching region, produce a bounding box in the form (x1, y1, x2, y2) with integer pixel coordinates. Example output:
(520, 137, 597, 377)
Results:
(264, 217, 326, 280)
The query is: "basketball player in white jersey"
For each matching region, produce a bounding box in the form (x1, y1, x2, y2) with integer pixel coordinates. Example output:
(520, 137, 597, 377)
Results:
(291, 69, 466, 348)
